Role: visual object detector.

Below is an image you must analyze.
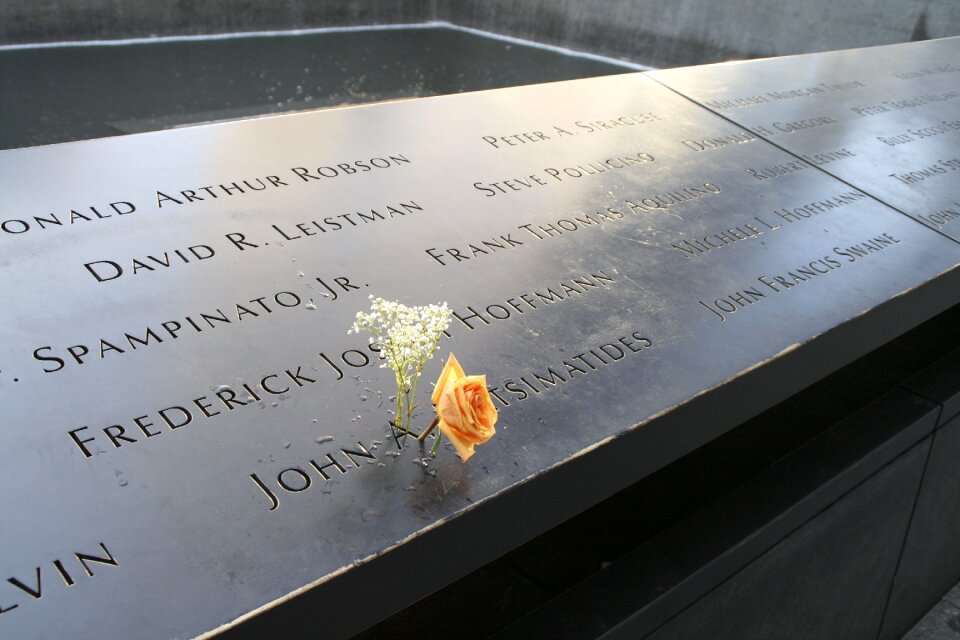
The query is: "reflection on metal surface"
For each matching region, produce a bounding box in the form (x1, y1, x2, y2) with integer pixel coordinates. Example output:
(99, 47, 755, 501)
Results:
(651, 37, 960, 240)
(0, 42, 958, 639)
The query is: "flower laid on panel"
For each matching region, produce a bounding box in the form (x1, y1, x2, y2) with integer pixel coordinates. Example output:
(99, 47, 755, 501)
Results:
(349, 296, 452, 435)
(425, 353, 498, 462)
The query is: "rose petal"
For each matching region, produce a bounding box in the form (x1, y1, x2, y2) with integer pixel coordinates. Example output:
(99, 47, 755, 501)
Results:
(432, 357, 498, 462)
(437, 417, 477, 462)
(437, 384, 467, 431)
(431, 353, 465, 405)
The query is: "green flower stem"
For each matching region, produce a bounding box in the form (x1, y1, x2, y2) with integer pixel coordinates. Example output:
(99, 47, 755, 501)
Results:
(406, 377, 421, 431)
(394, 379, 404, 431)
(404, 332, 442, 433)
(402, 387, 413, 433)
(417, 416, 440, 441)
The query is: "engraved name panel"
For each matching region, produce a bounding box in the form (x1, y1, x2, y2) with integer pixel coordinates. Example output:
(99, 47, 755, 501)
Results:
(650, 36, 960, 240)
(1, 63, 959, 639)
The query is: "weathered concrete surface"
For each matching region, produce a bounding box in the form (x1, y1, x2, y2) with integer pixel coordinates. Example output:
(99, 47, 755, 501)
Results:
(4, 0, 960, 68)
(440, 0, 960, 67)
(0, 0, 433, 44)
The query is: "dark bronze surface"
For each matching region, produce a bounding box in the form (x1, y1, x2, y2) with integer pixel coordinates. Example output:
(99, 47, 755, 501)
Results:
(0, 47, 958, 639)
(651, 37, 960, 240)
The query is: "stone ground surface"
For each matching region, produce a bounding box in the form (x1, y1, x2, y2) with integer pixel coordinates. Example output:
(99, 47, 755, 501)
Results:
(904, 584, 960, 639)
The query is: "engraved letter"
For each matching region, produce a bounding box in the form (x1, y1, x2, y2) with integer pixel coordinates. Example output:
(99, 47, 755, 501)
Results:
(250, 473, 280, 510)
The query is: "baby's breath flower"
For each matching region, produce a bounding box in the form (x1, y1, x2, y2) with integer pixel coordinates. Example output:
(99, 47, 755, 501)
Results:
(350, 297, 452, 432)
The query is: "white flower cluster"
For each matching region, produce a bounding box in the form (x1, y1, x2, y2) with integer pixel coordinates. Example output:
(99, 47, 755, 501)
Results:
(349, 296, 452, 388)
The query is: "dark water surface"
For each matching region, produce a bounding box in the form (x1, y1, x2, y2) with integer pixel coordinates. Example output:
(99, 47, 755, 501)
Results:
(0, 24, 635, 150)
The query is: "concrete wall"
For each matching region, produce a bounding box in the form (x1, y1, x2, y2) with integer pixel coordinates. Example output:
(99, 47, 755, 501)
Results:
(440, 0, 960, 67)
(0, 0, 435, 44)
(3, 0, 959, 68)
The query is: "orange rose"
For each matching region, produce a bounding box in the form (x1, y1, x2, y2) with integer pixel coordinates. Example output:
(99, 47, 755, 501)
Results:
(432, 353, 498, 462)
